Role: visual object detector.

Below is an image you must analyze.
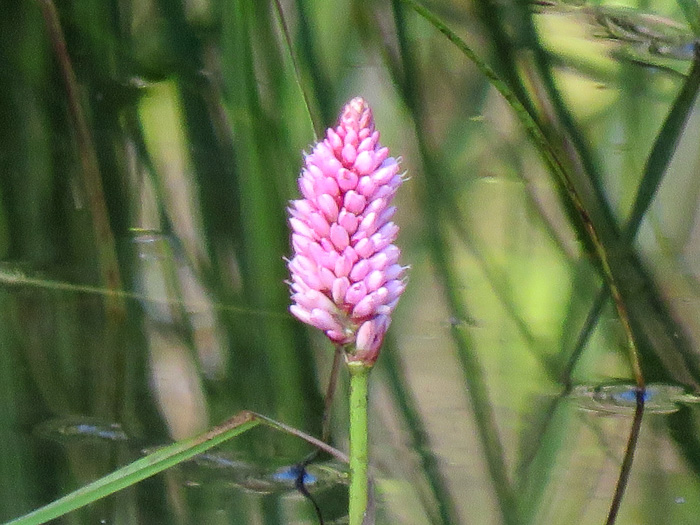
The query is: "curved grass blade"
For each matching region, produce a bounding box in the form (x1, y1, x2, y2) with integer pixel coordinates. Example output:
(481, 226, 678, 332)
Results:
(223, 0, 325, 450)
(391, 5, 700, 524)
(4, 412, 347, 525)
(0, 266, 287, 321)
(293, 0, 337, 126)
(396, 0, 575, 196)
(470, 0, 537, 118)
(516, 6, 619, 239)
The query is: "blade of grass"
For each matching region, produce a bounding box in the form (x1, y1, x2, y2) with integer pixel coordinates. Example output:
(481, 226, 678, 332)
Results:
(606, 48, 700, 523)
(471, 0, 536, 117)
(292, 0, 336, 125)
(517, 41, 700, 525)
(604, 389, 645, 525)
(564, 44, 700, 387)
(401, 0, 700, 390)
(222, 0, 322, 451)
(517, 11, 620, 239)
(0, 267, 286, 320)
(391, 6, 700, 524)
(0, 292, 32, 520)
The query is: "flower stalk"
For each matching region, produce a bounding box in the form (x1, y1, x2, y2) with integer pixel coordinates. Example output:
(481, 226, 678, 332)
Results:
(348, 362, 370, 525)
(287, 97, 406, 522)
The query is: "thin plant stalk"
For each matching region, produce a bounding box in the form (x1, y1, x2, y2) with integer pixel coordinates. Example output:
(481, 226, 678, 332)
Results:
(605, 390, 645, 525)
(348, 362, 371, 525)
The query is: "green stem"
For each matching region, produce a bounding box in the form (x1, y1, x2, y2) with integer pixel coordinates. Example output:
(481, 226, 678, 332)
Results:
(348, 362, 371, 525)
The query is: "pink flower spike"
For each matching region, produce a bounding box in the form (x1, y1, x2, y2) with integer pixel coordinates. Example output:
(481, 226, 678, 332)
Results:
(287, 97, 408, 367)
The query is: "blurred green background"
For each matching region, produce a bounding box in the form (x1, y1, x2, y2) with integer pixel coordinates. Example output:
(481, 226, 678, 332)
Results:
(2, 0, 700, 523)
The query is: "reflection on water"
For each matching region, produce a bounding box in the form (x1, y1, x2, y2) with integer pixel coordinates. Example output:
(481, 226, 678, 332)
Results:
(569, 382, 699, 415)
(35, 417, 129, 444)
(182, 451, 346, 496)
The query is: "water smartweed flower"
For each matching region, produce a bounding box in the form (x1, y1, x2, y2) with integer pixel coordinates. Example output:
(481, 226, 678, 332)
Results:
(287, 97, 407, 366)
